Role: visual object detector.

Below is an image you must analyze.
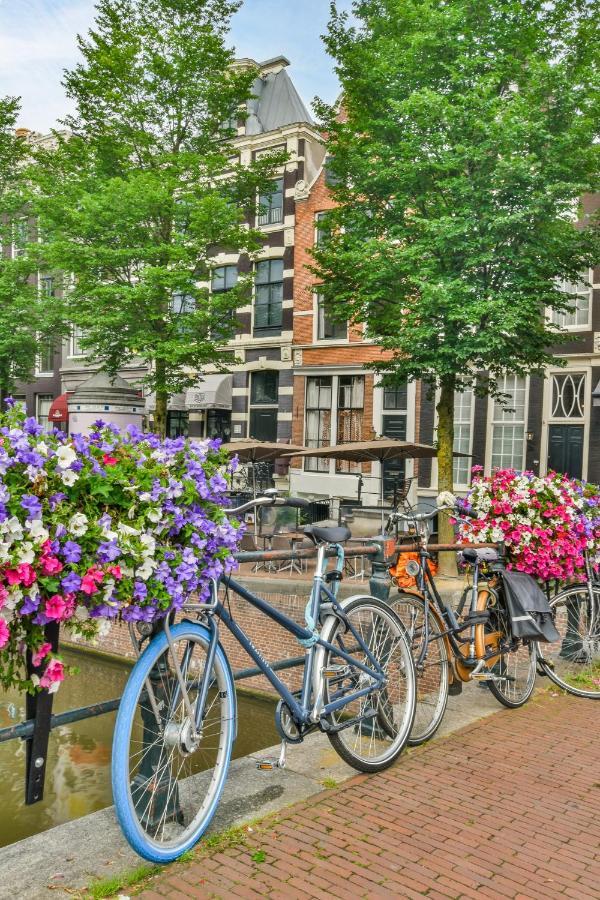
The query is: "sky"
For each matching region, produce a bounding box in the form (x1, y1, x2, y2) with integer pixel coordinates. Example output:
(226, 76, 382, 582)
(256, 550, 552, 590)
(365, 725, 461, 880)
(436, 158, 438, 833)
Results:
(0, 0, 353, 133)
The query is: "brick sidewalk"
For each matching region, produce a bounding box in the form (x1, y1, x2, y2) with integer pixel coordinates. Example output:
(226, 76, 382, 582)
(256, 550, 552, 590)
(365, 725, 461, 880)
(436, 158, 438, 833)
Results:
(138, 693, 600, 899)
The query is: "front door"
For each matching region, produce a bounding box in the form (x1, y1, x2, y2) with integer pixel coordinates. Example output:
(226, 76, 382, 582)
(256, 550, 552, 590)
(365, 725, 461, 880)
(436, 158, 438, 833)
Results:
(382, 414, 407, 501)
(249, 408, 278, 442)
(547, 424, 584, 480)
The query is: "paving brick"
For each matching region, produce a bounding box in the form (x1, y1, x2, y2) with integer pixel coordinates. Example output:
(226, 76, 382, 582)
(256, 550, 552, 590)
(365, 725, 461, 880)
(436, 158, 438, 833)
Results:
(139, 694, 599, 900)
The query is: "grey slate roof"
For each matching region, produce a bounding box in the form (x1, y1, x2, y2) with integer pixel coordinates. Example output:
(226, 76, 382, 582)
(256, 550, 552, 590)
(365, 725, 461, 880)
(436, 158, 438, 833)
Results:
(244, 59, 313, 135)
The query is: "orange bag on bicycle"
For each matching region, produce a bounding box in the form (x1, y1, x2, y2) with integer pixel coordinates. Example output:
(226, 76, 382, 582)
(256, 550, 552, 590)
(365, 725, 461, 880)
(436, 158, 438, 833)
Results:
(389, 551, 437, 588)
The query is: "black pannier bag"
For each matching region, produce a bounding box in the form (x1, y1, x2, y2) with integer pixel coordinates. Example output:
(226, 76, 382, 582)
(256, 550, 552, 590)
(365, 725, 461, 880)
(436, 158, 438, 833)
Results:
(500, 570, 560, 643)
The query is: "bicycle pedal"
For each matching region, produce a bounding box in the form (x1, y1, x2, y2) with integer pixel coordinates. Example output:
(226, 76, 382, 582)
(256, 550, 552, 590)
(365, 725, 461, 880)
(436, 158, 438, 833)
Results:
(256, 760, 280, 771)
(322, 665, 349, 678)
(470, 672, 501, 682)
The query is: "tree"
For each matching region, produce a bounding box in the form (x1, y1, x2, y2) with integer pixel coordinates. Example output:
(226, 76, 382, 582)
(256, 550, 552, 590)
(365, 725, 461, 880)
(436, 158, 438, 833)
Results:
(31, 0, 281, 436)
(314, 0, 600, 563)
(0, 98, 65, 406)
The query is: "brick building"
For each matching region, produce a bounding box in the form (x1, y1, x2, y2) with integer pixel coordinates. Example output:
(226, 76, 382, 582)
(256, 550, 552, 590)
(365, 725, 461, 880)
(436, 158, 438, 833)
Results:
(288, 160, 420, 509)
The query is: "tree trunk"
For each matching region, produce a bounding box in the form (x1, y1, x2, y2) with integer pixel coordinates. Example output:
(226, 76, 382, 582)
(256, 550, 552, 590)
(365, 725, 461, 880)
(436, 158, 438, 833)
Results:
(436, 375, 457, 576)
(154, 359, 168, 439)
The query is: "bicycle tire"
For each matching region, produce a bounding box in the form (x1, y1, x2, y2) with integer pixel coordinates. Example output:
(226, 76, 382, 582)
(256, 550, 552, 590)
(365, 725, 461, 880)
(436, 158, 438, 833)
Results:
(112, 621, 236, 863)
(390, 593, 449, 745)
(319, 595, 416, 773)
(536, 584, 600, 699)
(483, 589, 536, 709)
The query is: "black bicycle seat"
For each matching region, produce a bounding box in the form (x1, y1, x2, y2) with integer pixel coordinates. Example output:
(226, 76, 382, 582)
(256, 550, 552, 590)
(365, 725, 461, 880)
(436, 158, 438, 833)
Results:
(304, 524, 351, 545)
(461, 547, 498, 564)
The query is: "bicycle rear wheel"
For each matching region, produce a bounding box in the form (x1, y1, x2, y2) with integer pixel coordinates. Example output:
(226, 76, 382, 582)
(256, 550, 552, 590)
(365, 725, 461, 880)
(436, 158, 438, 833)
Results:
(483, 591, 536, 708)
(321, 596, 416, 772)
(537, 585, 600, 698)
(391, 593, 449, 745)
(112, 622, 235, 863)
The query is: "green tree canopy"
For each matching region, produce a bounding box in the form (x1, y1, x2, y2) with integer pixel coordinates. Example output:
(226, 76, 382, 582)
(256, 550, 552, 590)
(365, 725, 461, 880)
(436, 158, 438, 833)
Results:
(0, 97, 65, 405)
(314, 0, 600, 551)
(31, 0, 281, 435)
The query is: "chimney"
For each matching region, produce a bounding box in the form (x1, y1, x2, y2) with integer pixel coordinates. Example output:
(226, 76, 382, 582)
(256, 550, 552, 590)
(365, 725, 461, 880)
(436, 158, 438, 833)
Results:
(15, 127, 31, 139)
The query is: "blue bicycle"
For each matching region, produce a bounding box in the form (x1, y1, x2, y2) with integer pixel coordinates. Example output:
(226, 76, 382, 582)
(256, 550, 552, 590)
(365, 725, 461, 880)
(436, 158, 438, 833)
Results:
(112, 492, 416, 862)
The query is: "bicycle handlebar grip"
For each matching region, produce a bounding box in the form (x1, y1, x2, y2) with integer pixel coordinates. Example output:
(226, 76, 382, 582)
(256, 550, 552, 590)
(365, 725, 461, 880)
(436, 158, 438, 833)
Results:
(283, 497, 311, 509)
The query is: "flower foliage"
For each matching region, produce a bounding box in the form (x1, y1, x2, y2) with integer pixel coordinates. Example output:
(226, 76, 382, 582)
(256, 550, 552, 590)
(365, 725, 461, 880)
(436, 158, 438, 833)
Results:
(457, 467, 600, 582)
(0, 402, 241, 692)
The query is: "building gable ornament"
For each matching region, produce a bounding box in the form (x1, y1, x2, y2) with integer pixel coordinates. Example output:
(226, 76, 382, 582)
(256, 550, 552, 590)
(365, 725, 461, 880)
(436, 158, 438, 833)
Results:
(294, 179, 310, 201)
(594, 332, 600, 353)
(293, 349, 303, 367)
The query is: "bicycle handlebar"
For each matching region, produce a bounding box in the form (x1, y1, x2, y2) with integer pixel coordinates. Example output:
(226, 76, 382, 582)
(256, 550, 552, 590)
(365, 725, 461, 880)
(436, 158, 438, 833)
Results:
(228, 491, 310, 517)
(391, 504, 454, 524)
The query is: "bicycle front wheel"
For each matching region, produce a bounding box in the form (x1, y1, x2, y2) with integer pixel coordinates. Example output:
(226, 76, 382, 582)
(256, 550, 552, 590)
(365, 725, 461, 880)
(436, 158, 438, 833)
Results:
(391, 593, 449, 745)
(322, 596, 416, 772)
(112, 622, 235, 863)
(483, 591, 536, 708)
(537, 584, 600, 698)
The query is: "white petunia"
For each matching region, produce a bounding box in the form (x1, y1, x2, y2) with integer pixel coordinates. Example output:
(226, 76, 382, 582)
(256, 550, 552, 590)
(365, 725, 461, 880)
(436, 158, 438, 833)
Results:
(17, 541, 36, 564)
(27, 520, 50, 544)
(36, 441, 49, 457)
(147, 508, 162, 523)
(117, 523, 138, 536)
(60, 469, 79, 486)
(75, 605, 90, 621)
(69, 513, 88, 536)
(135, 559, 156, 580)
(55, 445, 78, 469)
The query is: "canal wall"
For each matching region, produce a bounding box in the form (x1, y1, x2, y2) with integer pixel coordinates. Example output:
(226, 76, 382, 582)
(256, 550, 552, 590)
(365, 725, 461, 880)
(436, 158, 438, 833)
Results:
(65, 576, 369, 696)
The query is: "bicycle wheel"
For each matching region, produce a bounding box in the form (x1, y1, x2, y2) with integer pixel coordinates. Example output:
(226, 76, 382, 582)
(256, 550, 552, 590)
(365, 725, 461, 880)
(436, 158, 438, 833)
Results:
(391, 593, 449, 745)
(320, 596, 416, 773)
(537, 584, 600, 698)
(483, 590, 536, 708)
(112, 622, 235, 863)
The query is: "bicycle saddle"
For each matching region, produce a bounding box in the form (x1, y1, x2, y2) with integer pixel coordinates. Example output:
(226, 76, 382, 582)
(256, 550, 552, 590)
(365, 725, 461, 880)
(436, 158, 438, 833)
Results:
(303, 524, 351, 545)
(461, 547, 498, 563)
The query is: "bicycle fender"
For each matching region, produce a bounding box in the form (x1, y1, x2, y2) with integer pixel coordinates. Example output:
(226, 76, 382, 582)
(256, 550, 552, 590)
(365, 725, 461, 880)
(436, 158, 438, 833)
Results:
(181, 618, 238, 742)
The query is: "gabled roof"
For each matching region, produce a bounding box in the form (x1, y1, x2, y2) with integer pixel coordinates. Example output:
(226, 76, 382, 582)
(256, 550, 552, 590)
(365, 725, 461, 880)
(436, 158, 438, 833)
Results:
(243, 58, 313, 135)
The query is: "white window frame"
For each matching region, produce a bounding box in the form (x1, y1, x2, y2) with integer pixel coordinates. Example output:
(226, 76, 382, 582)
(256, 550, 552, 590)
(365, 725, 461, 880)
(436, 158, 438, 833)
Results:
(453, 387, 475, 487)
(539, 363, 591, 480)
(485, 374, 529, 474)
(69, 325, 87, 359)
(36, 394, 54, 433)
(302, 374, 366, 475)
(313, 292, 348, 343)
(548, 269, 593, 332)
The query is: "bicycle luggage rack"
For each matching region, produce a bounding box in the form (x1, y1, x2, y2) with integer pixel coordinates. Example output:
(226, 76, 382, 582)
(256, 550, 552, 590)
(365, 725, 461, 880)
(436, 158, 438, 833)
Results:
(0, 538, 398, 806)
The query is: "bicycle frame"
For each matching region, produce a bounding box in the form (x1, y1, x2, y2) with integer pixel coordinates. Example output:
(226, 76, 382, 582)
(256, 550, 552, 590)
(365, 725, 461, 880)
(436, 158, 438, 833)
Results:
(186, 543, 387, 734)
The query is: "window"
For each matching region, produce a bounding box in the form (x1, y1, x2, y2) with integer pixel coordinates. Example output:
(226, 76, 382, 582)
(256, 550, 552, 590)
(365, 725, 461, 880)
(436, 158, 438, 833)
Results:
(70, 326, 86, 358)
(316, 294, 346, 341)
(250, 370, 279, 405)
(305, 377, 332, 472)
(551, 373, 585, 419)
(254, 259, 283, 332)
(37, 339, 55, 375)
(40, 275, 54, 297)
(13, 218, 28, 257)
(212, 265, 238, 294)
(36, 395, 54, 433)
(336, 376, 364, 472)
(166, 411, 189, 438)
(491, 375, 526, 471)
(453, 389, 473, 486)
(206, 410, 232, 442)
(383, 383, 408, 410)
(551, 276, 591, 329)
(315, 212, 328, 247)
(171, 293, 195, 314)
(258, 178, 284, 226)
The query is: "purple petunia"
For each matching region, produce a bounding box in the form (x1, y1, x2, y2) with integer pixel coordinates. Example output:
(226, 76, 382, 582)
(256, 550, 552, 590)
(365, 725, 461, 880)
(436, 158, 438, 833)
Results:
(97, 540, 121, 563)
(20, 494, 42, 521)
(62, 540, 82, 564)
(61, 571, 82, 593)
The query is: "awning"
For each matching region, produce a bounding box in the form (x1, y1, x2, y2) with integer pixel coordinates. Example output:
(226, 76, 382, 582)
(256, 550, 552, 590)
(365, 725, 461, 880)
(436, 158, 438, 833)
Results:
(48, 393, 69, 423)
(145, 392, 187, 413)
(185, 375, 233, 411)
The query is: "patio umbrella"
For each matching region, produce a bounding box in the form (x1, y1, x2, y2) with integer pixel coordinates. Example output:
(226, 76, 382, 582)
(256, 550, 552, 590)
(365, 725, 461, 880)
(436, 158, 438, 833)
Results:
(284, 438, 468, 532)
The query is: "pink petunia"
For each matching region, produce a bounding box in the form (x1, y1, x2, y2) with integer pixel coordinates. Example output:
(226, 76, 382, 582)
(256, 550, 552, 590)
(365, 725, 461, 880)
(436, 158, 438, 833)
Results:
(80, 574, 99, 595)
(39, 659, 65, 690)
(17, 563, 37, 587)
(44, 594, 72, 621)
(4, 569, 22, 586)
(32, 641, 52, 667)
(108, 565, 123, 580)
(0, 619, 9, 649)
(39, 556, 64, 576)
(103, 454, 118, 466)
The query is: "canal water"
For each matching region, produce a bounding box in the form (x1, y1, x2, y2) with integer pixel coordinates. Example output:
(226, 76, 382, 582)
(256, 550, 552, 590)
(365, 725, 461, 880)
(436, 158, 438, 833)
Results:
(0, 647, 278, 848)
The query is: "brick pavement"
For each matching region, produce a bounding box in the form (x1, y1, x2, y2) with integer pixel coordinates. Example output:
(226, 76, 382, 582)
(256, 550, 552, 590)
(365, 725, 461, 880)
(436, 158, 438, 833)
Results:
(138, 693, 600, 899)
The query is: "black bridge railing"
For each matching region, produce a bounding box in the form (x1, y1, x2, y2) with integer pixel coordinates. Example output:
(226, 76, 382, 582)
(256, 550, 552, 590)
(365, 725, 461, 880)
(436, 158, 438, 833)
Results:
(0, 538, 396, 806)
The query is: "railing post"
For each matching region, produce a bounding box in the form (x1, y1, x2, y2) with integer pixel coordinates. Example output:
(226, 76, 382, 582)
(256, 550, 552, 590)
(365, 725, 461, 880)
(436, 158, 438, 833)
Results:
(368, 539, 395, 603)
(24, 621, 60, 805)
